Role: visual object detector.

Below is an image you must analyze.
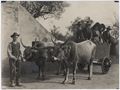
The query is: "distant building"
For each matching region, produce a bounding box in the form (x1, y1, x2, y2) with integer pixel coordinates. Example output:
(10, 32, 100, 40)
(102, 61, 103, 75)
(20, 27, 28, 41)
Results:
(1, 2, 54, 74)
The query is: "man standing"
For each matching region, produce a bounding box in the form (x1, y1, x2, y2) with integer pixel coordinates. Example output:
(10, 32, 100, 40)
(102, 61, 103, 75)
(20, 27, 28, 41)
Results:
(7, 32, 22, 87)
(109, 26, 119, 63)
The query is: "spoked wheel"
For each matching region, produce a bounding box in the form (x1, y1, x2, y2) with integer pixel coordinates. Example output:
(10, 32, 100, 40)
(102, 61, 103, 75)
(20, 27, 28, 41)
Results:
(101, 57, 112, 74)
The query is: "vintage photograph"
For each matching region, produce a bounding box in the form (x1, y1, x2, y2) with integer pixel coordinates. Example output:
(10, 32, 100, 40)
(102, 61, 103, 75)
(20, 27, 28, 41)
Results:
(1, 1, 119, 89)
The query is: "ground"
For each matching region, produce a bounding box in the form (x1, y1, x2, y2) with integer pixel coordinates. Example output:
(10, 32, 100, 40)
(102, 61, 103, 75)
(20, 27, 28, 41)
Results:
(2, 43, 119, 89)
(2, 63, 119, 89)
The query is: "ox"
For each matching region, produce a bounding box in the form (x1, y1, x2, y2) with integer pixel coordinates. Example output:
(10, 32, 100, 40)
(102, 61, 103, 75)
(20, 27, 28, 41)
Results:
(55, 40, 96, 84)
(50, 38, 66, 75)
(20, 39, 48, 80)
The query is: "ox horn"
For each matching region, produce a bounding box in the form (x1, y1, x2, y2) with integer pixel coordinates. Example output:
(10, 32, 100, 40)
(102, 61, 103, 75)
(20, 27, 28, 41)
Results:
(51, 36, 57, 45)
(61, 38, 70, 46)
(20, 38, 28, 48)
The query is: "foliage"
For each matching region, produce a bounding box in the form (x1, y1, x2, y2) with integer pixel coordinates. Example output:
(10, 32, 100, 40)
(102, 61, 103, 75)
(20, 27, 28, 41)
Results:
(68, 16, 93, 42)
(20, 1, 69, 19)
(51, 25, 66, 41)
(113, 12, 119, 29)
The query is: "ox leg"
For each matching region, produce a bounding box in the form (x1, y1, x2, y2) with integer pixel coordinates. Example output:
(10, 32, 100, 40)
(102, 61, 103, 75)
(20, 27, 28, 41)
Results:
(36, 66, 41, 80)
(72, 63, 77, 84)
(62, 63, 66, 76)
(41, 61, 45, 80)
(88, 60, 93, 80)
(56, 61, 61, 75)
(62, 62, 69, 84)
(87, 64, 90, 72)
(59, 61, 66, 76)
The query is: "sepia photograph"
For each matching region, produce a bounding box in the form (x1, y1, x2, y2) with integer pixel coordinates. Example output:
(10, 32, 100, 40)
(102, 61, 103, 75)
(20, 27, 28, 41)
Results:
(1, 0, 119, 89)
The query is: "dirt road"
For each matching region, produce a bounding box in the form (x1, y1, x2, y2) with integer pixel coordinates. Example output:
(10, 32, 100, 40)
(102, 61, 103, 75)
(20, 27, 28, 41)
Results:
(2, 64, 119, 89)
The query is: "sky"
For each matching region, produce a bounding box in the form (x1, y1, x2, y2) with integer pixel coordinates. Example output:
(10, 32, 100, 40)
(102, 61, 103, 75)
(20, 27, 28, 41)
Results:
(37, 1, 119, 35)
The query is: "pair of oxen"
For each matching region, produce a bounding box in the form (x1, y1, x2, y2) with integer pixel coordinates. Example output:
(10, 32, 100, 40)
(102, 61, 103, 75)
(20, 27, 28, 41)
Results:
(20, 27, 118, 84)
(20, 38, 96, 84)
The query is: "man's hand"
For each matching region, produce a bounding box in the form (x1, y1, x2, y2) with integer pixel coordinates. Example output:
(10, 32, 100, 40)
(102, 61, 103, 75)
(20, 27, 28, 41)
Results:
(18, 56, 26, 62)
(18, 56, 22, 61)
(52, 56, 59, 61)
(11, 56, 17, 61)
(22, 58, 26, 62)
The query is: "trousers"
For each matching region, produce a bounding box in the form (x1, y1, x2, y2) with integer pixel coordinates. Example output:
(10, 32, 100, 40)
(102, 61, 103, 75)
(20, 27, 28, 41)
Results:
(9, 59, 21, 84)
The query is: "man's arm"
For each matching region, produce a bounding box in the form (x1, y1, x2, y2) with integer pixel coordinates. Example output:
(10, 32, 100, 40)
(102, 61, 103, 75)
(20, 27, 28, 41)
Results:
(18, 42, 24, 62)
(7, 43, 17, 60)
(19, 42, 22, 56)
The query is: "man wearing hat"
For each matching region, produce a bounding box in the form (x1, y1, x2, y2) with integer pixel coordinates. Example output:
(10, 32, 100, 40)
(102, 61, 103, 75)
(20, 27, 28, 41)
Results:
(7, 32, 22, 87)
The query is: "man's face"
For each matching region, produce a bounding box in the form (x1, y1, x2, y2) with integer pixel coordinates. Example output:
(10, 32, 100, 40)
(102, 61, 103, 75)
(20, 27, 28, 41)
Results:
(13, 36, 19, 41)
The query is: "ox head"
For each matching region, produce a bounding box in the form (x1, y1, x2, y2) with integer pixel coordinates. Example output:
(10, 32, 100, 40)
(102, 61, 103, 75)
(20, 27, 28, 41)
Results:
(54, 42, 72, 62)
(51, 36, 70, 61)
(51, 37, 63, 60)
(20, 38, 37, 61)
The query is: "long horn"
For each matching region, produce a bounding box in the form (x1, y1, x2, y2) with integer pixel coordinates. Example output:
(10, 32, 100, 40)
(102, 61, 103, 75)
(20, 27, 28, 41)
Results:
(20, 38, 27, 48)
(51, 36, 57, 45)
(61, 38, 70, 46)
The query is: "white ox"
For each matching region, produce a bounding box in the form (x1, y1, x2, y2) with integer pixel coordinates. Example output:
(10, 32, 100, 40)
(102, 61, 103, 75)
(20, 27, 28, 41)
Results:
(56, 40, 96, 84)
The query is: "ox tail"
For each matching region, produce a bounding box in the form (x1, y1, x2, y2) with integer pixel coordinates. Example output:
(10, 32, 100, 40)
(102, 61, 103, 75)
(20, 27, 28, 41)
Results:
(89, 29, 93, 41)
(91, 45, 96, 61)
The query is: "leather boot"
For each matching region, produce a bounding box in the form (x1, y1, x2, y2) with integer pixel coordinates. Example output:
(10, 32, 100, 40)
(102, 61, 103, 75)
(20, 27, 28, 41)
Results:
(16, 80, 22, 87)
(9, 81, 15, 87)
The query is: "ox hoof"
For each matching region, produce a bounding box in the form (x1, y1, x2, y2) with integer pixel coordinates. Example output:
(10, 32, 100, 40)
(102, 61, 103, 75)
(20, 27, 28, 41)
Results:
(71, 81, 75, 85)
(62, 74, 65, 76)
(36, 77, 40, 80)
(56, 72, 60, 75)
(61, 80, 67, 84)
(41, 78, 45, 81)
(88, 77, 91, 80)
(41, 76, 46, 80)
(61, 81, 65, 84)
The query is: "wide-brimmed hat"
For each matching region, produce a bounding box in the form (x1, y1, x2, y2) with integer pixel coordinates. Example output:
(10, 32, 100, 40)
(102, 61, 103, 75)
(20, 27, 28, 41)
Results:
(112, 26, 118, 31)
(84, 16, 90, 21)
(106, 26, 111, 30)
(11, 32, 20, 38)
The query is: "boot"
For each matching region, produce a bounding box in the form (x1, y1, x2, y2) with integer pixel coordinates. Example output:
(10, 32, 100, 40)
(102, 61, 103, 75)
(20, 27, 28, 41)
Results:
(16, 82, 22, 87)
(9, 81, 15, 87)
(16, 79, 22, 87)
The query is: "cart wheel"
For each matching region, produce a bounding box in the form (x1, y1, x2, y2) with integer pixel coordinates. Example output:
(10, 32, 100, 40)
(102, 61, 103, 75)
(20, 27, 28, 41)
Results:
(101, 57, 111, 74)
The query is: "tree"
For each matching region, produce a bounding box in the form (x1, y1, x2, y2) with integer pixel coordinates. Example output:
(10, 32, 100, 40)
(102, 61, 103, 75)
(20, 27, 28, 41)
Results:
(68, 16, 93, 42)
(20, 1, 69, 19)
(51, 25, 65, 41)
(113, 12, 119, 29)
